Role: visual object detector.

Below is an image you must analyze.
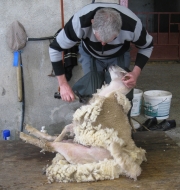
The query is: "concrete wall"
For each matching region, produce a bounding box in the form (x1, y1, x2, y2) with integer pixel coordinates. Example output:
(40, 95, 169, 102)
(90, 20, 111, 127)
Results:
(0, 0, 119, 140)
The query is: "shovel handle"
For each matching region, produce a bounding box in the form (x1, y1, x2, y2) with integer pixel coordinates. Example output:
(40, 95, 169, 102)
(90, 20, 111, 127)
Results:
(17, 57, 22, 102)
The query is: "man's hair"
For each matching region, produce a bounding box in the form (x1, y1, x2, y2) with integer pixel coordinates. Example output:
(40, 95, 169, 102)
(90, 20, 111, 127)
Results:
(92, 8, 122, 42)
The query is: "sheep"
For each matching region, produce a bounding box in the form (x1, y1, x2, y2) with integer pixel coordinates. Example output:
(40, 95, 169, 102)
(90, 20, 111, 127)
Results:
(20, 65, 146, 183)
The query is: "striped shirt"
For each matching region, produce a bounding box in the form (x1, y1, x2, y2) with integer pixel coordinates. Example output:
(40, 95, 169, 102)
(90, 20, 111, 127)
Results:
(49, 3, 153, 76)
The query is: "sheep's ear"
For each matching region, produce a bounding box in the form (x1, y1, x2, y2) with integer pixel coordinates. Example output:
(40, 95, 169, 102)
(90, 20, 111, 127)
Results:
(120, 70, 127, 75)
(118, 72, 126, 77)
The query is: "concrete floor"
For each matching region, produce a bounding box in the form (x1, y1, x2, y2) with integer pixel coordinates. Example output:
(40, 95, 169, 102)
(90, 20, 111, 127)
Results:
(1, 132, 180, 189)
(131, 62, 180, 146)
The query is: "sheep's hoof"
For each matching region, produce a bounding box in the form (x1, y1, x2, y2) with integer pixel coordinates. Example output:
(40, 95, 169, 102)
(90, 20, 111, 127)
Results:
(25, 124, 36, 134)
(19, 132, 55, 153)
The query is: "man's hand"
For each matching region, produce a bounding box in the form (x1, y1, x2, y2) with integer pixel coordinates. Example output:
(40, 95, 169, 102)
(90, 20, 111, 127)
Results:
(57, 75, 75, 102)
(122, 66, 141, 88)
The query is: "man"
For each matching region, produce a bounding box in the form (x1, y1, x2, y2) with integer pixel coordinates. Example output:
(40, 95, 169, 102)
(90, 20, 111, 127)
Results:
(49, 3, 153, 102)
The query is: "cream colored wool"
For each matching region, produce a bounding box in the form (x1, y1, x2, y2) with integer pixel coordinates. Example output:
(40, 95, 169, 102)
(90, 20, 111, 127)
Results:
(46, 89, 146, 182)
(46, 153, 123, 183)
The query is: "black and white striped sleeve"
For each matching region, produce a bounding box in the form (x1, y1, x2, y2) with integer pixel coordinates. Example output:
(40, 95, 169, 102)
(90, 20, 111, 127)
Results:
(132, 19, 153, 69)
(49, 15, 82, 76)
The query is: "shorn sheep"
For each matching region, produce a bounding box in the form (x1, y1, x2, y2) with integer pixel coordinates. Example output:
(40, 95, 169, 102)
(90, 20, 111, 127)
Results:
(20, 65, 146, 183)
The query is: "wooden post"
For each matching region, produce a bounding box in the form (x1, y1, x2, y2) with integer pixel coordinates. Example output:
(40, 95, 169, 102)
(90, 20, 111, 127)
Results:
(58, 0, 65, 93)
(60, 0, 64, 28)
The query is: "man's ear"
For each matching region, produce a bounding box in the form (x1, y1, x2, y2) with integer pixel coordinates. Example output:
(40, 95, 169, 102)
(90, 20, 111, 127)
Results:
(91, 19, 94, 24)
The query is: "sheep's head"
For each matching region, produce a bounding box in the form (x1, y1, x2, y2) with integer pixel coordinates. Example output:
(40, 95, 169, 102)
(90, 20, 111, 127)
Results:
(109, 65, 127, 81)
(98, 65, 132, 97)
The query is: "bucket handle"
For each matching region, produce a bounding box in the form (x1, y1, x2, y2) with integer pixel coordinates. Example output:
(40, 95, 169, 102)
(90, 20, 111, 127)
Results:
(143, 98, 167, 109)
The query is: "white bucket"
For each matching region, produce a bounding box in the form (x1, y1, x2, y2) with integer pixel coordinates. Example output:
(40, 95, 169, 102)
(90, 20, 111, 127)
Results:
(130, 89, 143, 116)
(143, 90, 172, 120)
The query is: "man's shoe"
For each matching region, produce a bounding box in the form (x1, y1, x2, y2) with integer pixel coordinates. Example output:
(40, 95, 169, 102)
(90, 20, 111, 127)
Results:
(143, 117, 158, 128)
(149, 119, 176, 131)
(137, 117, 158, 131)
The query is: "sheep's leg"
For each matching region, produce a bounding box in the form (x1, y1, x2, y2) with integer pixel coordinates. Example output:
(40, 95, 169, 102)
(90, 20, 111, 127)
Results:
(47, 141, 113, 164)
(25, 124, 57, 141)
(24, 123, 74, 143)
(20, 132, 112, 164)
(20, 132, 55, 152)
(54, 123, 74, 142)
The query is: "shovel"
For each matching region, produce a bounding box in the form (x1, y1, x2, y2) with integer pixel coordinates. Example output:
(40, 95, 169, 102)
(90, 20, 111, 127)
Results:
(6, 20, 54, 132)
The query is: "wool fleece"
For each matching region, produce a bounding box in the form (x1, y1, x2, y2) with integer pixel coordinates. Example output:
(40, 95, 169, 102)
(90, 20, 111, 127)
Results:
(20, 66, 146, 183)
(45, 90, 146, 183)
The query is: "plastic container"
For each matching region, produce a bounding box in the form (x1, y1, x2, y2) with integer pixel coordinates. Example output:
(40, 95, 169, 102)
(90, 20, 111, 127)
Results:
(143, 90, 172, 120)
(2, 130, 11, 140)
(130, 89, 143, 116)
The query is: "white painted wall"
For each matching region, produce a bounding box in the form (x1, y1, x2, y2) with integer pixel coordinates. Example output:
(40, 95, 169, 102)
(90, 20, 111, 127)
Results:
(0, 0, 119, 139)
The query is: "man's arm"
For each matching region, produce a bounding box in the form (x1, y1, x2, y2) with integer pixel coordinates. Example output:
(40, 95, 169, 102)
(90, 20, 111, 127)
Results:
(122, 18, 153, 88)
(49, 40, 75, 102)
(49, 42, 75, 102)
(49, 14, 82, 102)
